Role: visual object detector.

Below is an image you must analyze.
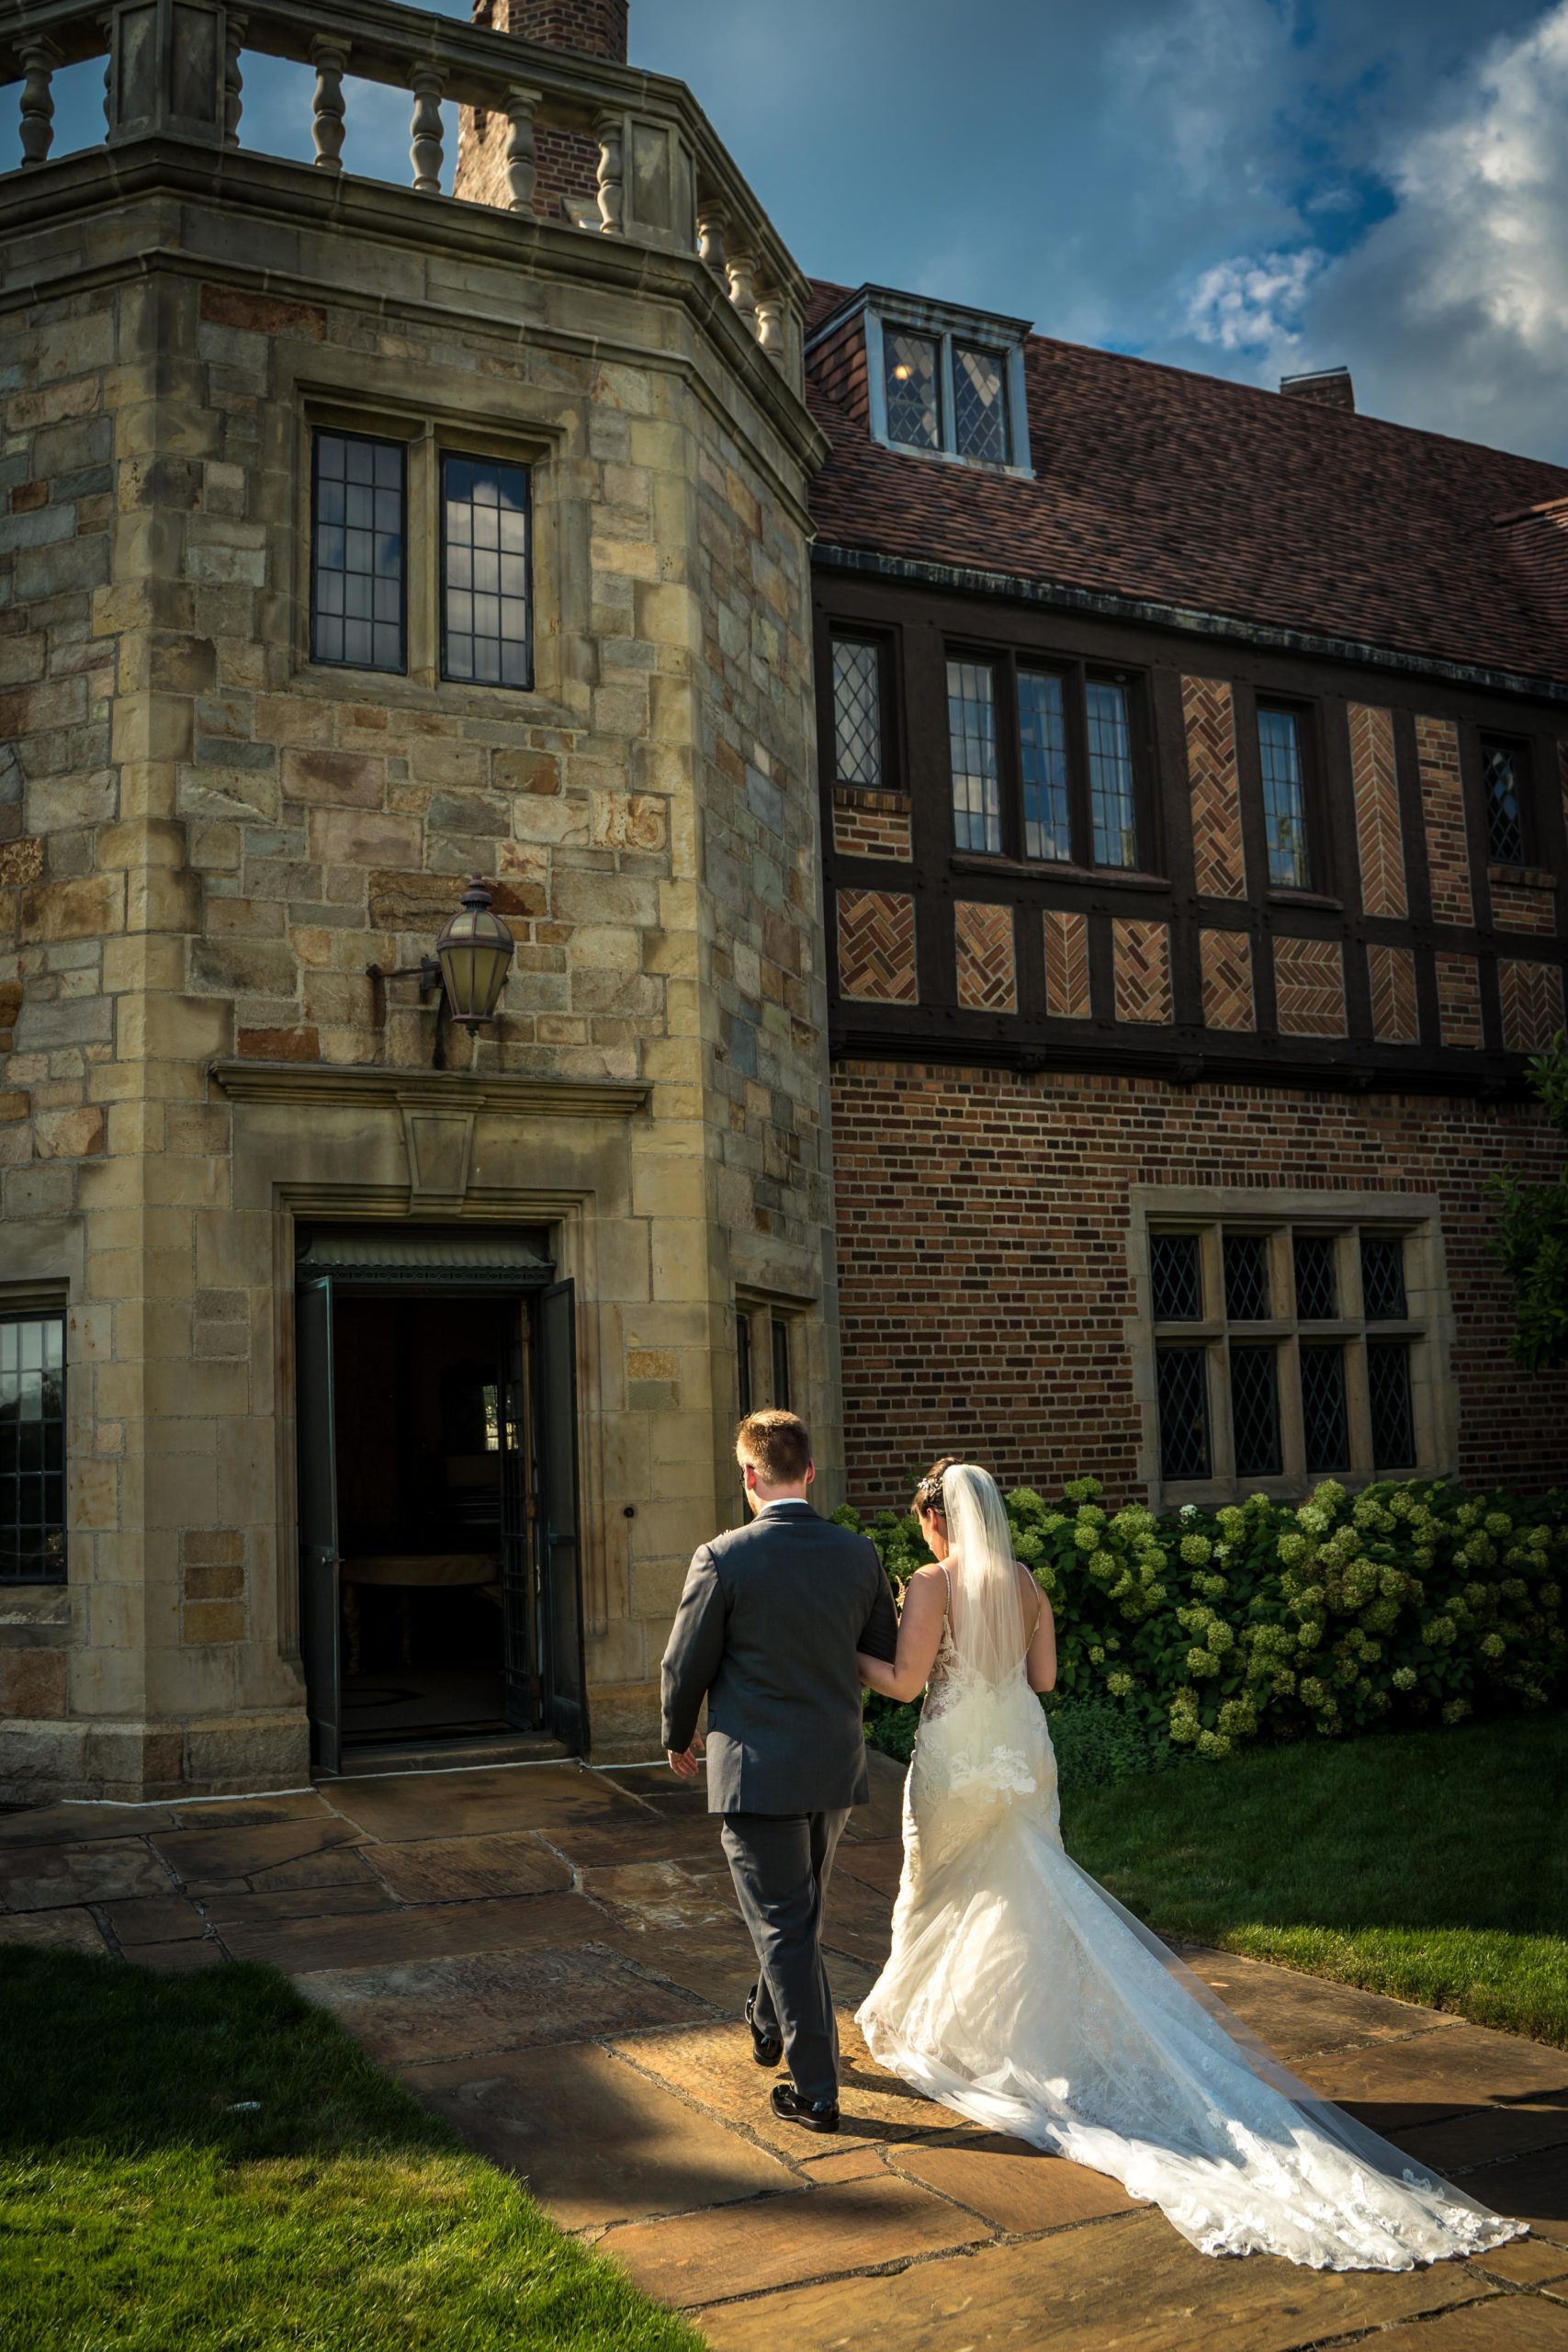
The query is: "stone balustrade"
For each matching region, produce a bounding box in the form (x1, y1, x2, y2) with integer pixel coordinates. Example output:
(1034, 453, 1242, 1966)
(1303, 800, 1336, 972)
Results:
(0, 0, 805, 377)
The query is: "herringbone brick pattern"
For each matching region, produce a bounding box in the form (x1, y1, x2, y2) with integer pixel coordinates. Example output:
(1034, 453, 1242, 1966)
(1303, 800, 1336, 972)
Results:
(1043, 910, 1092, 1018)
(836, 888, 918, 1002)
(1348, 703, 1406, 917)
(1182, 675, 1246, 899)
(1416, 716, 1473, 924)
(1436, 951, 1483, 1048)
(1273, 935, 1346, 1035)
(1112, 919, 1173, 1023)
(1499, 957, 1566, 1053)
(1367, 942, 1419, 1043)
(831, 790, 913, 862)
(955, 901, 1018, 1012)
(1199, 929, 1254, 1030)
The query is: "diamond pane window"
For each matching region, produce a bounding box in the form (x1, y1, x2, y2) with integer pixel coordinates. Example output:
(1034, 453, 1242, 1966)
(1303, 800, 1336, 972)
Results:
(832, 639, 883, 788)
(1229, 1345, 1281, 1476)
(1483, 741, 1527, 865)
(1300, 1343, 1349, 1472)
(1223, 1233, 1269, 1321)
(1157, 1347, 1211, 1480)
(442, 454, 530, 689)
(1369, 1341, 1416, 1470)
(953, 345, 1008, 464)
(1018, 673, 1071, 861)
(312, 432, 405, 673)
(886, 330, 941, 450)
(1086, 680, 1138, 868)
(1258, 707, 1310, 888)
(1360, 1235, 1407, 1322)
(1151, 1233, 1202, 1322)
(948, 660, 1002, 853)
(1293, 1234, 1338, 1321)
(0, 1313, 65, 1584)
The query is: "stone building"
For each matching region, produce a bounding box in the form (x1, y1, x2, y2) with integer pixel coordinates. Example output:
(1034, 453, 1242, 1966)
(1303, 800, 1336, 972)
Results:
(1, 0, 1565, 1802)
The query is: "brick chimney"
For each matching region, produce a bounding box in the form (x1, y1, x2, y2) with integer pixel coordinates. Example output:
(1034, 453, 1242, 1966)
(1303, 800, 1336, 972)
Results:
(469, 0, 628, 61)
(458, 0, 628, 214)
(1280, 367, 1356, 413)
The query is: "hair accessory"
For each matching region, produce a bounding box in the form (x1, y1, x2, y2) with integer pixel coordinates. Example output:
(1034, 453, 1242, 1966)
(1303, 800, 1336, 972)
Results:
(914, 1469, 948, 1513)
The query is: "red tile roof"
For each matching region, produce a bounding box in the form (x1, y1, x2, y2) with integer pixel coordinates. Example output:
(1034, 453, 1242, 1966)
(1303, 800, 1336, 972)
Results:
(805, 282, 1568, 686)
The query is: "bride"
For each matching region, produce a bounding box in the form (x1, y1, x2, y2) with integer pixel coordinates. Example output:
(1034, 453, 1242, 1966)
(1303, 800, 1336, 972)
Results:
(854, 1456, 1524, 2271)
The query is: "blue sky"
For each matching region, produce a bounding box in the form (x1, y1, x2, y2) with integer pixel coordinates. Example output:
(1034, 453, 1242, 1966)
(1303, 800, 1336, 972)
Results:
(46, 0, 1568, 462)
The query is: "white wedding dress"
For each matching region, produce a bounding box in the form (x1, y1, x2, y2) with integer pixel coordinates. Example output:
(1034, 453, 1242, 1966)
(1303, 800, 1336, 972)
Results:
(856, 1508, 1524, 2269)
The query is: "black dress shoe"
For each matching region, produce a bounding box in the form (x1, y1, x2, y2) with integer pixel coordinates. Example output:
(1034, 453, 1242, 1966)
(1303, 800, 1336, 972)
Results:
(745, 1991, 783, 2069)
(771, 2082, 840, 2135)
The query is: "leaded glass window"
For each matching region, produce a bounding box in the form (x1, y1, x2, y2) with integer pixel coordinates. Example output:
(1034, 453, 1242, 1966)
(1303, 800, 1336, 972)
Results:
(1223, 1233, 1269, 1321)
(311, 432, 406, 673)
(1359, 1234, 1407, 1322)
(1229, 1345, 1281, 1476)
(885, 330, 941, 450)
(1151, 1233, 1202, 1322)
(1300, 1343, 1349, 1472)
(948, 660, 1001, 853)
(1157, 1348, 1211, 1480)
(954, 345, 1008, 464)
(1258, 707, 1310, 888)
(1018, 673, 1071, 861)
(1482, 740, 1527, 865)
(1369, 1342, 1416, 1469)
(1087, 680, 1137, 867)
(0, 1313, 65, 1584)
(832, 640, 883, 788)
(441, 453, 530, 688)
(1293, 1234, 1338, 1321)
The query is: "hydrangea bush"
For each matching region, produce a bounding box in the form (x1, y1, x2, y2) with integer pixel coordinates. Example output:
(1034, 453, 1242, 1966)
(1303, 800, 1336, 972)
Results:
(840, 1476, 1568, 1770)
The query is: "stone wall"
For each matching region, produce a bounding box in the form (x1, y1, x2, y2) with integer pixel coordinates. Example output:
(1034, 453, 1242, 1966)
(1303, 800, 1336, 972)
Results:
(830, 1061, 1568, 1513)
(0, 137, 825, 1796)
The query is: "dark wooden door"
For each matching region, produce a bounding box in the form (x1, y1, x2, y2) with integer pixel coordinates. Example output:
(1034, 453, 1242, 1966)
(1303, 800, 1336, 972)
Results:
(296, 1275, 342, 1775)
(497, 1297, 536, 1730)
(537, 1279, 586, 1746)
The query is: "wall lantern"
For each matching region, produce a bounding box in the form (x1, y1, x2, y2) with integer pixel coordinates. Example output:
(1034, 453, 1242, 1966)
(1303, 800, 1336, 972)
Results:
(368, 875, 514, 1031)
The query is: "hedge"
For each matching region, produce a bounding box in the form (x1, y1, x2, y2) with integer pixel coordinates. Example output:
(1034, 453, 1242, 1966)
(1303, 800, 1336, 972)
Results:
(840, 1476, 1568, 1777)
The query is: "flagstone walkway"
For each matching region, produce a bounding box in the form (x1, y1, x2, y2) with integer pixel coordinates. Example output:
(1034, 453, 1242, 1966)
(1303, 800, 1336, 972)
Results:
(3, 1752, 1566, 2350)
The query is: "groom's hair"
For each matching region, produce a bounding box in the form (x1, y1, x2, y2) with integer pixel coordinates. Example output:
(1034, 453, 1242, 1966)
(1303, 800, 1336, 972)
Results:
(736, 1408, 812, 1486)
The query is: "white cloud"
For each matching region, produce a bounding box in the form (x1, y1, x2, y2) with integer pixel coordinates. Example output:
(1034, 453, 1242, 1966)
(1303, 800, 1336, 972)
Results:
(1185, 247, 1326, 356)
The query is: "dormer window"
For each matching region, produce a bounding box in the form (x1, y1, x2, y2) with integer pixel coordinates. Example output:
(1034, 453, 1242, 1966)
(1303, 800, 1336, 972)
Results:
(809, 287, 1032, 474)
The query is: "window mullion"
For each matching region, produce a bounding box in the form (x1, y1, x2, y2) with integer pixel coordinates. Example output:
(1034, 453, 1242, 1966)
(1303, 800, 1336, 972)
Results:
(1280, 1331, 1306, 1485)
(938, 334, 957, 456)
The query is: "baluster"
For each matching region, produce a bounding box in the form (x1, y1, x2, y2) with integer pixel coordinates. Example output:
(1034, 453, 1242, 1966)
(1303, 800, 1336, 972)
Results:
(408, 64, 445, 194)
(223, 15, 246, 149)
(310, 37, 348, 175)
(595, 108, 624, 234)
(756, 291, 787, 364)
(503, 85, 539, 213)
(19, 36, 59, 166)
(695, 199, 727, 276)
(726, 250, 758, 333)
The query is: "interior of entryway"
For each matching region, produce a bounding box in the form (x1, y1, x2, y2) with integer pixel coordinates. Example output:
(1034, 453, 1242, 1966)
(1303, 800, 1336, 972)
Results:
(294, 1225, 585, 1775)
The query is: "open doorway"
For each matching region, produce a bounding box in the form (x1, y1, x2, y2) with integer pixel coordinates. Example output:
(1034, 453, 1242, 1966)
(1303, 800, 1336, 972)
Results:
(294, 1225, 584, 1773)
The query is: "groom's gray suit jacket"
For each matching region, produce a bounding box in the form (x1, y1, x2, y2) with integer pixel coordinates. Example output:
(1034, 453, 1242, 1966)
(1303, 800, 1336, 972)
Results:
(660, 1504, 899, 1815)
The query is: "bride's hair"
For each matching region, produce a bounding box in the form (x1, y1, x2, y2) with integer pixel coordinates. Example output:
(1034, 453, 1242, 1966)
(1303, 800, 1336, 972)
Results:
(916, 1459, 1027, 1686)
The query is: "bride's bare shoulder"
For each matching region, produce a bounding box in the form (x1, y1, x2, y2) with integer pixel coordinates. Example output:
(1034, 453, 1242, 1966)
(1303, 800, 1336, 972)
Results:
(908, 1559, 949, 1588)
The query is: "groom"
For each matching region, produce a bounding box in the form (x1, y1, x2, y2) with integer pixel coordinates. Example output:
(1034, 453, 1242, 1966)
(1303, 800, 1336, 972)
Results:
(660, 1408, 898, 2134)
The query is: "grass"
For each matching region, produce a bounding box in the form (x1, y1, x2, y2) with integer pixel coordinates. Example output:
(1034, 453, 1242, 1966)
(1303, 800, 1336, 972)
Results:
(1062, 1706, 1568, 2049)
(0, 1951, 702, 2352)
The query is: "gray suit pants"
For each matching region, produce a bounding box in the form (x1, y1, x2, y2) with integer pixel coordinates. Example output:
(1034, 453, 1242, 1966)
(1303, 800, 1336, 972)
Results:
(720, 1808, 849, 2106)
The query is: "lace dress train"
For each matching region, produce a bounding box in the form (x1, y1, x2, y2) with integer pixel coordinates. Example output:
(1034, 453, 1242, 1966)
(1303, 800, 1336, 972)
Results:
(857, 1630, 1523, 2270)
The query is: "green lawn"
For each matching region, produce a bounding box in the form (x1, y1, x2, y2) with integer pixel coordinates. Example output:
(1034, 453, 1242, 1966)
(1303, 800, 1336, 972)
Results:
(0, 1951, 701, 2352)
(1062, 1707, 1568, 2049)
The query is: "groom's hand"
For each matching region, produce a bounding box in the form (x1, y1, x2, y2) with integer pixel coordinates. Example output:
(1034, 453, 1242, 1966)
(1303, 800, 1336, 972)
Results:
(666, 1736, 705, 1780)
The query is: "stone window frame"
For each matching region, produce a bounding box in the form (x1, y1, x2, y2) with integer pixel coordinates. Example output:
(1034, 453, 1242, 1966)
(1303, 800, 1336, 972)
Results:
(0, 1283, 70, 1589)
(735, 1290, 804, 1419)
(863, 294, 1034, 479)
(294, 395, 553, 704)
(1126, 1186, 1457, 1510)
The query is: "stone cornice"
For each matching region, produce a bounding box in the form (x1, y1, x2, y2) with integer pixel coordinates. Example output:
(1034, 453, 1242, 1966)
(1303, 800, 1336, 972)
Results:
(209, 1060, 650, 1118)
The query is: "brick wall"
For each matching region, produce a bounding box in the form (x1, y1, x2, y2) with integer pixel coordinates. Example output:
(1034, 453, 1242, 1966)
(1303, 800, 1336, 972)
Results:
(830, 1061, 1568, 1513)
